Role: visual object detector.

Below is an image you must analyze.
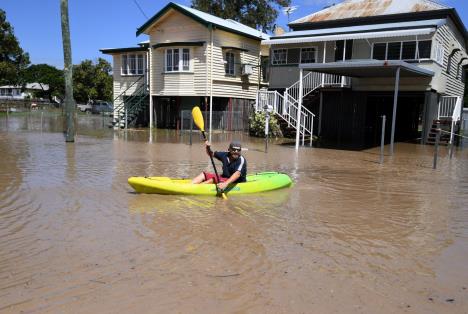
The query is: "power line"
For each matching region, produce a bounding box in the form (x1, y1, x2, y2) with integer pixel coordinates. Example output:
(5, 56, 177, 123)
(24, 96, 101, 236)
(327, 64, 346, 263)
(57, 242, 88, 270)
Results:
(133, 0, 148, 19)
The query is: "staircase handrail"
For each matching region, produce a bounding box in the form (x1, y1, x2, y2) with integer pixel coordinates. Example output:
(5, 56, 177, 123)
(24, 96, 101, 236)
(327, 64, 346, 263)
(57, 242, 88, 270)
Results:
(127, 91, 149, 113)
(112, 75, 145, 105)
(113, 76, 146, 113)
(258, 90, 315, 134)
(256, 72, 350, 146)
(438, 96, 459, 119)
(452, 96, 462, 121)
(286, 72, 350, 104)
(113, 82, 148, 114)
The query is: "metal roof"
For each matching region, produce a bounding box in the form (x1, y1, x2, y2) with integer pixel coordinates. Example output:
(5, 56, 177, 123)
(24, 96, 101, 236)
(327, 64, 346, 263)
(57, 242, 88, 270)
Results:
(100, 47, 148, 54)
(136, 2, 269, 40)
(271, 19, 445, 39)
(262, 27, 435, 45)
(291, 0, 449, 25)
(0, 83, 50, 90)
(299, 60, 434, 77)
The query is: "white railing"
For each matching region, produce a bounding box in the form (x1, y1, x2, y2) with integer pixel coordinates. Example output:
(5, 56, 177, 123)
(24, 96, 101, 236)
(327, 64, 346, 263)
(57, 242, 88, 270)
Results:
(437, 96, 462, 144)
(257, 90, 316, 146)
(256, 72, 350, 146)
(323, 74, 349, 86)
(438, 96, 458, 119)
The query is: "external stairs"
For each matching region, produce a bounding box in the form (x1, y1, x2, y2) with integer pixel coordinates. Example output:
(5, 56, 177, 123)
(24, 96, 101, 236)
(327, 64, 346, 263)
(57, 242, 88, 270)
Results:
(108, 77, 149, 129)
(426, 96, 462, 145)
(256, 72, 349, 146)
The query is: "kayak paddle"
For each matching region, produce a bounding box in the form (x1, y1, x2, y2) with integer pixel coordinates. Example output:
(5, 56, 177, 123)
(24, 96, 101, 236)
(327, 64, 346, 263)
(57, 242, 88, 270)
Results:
(192, 106, 228, 199)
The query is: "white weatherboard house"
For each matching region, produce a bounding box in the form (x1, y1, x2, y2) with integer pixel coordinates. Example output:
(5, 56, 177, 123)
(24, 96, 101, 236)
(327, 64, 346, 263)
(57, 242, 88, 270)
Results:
(0, 83, 49, 100)
(259, 0, 467, 150)
(101, 2, 268, 136)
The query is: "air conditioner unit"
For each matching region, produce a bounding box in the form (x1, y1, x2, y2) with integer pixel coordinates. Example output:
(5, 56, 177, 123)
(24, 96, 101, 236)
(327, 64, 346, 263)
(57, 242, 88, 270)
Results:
(241, 64, 253, 76)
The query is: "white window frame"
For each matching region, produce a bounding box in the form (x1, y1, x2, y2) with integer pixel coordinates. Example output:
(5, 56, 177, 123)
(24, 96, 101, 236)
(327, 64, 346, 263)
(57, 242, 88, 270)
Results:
(371, 39, 433, 61)
(272, 48, 287, 65)
(434, 41, 445, 65)
(300, 47, 318, 64)
(121, 53, 144, 76)
(165, 48, 191, 72)
(225, 51, 235, 76)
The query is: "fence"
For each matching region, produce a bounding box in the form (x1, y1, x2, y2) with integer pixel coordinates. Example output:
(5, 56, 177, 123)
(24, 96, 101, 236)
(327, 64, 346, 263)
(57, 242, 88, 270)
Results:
(180, 110, 248, 132)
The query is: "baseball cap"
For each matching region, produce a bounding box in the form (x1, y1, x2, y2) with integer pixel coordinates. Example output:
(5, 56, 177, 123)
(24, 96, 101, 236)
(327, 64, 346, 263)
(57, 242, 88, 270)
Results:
(229, 140, 242, 151)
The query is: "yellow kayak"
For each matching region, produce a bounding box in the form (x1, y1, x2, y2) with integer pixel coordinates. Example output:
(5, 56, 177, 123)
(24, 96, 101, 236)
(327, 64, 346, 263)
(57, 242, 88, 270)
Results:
(128, 172, 293, 195)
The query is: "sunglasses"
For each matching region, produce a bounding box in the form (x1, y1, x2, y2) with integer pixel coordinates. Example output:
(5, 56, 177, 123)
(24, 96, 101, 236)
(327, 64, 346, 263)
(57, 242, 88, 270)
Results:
(230, 147, 241, 152)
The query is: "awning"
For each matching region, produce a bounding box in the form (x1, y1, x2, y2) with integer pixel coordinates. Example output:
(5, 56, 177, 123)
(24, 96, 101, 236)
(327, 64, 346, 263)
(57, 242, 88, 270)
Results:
(100, 47, 148, 54)
(262, 28, 435, 45)
(299, 60, 434, 78)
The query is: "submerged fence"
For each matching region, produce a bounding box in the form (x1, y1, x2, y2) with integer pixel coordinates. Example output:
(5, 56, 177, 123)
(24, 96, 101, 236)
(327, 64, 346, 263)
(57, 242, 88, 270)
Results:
(180, 110, 248, 132)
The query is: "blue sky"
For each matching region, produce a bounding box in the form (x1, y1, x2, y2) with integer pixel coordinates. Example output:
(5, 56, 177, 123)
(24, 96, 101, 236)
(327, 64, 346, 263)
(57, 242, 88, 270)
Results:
(2, 0, 467, 68)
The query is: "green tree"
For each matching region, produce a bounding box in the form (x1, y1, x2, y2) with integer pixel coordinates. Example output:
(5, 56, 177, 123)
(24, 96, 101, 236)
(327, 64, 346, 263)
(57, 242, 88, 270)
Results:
(0, 9, 30, 85)
(72, 58, 112, 103)
(23, 64, 64, 101)
(191, 0, 291, 32)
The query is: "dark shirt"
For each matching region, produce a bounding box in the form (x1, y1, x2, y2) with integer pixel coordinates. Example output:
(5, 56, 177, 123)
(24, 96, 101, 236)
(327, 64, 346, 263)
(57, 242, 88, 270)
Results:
(213, 151, 247, 183)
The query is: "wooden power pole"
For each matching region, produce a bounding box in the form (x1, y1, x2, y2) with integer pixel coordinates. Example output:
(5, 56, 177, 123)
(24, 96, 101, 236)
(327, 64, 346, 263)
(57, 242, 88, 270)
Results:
(60, 0, 75, 142)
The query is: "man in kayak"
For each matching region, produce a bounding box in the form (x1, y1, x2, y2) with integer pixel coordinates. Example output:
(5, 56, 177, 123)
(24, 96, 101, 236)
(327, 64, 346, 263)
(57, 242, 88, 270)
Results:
(192, 140, 247, 190)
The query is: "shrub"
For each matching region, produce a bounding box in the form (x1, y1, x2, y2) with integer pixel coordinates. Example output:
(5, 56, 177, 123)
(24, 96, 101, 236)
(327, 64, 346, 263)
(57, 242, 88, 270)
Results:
(249, 111, 283, 138)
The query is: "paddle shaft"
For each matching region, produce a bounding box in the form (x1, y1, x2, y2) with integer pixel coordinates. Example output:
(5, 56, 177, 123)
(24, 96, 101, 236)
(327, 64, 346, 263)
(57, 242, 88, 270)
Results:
(201, 131, 224, 192)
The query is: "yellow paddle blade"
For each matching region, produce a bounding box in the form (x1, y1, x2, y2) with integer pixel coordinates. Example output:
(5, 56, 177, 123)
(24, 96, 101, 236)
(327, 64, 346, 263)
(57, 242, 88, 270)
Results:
(192, 106, 204, 132)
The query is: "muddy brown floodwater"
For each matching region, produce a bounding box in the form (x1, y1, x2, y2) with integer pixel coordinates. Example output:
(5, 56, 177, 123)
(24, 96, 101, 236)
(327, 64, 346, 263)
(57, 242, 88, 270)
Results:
(0, 112, 467, 313)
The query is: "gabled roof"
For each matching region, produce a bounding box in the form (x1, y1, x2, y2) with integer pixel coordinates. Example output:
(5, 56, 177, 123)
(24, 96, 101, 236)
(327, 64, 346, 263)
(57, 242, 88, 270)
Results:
(136, 2, 269, 40)
(290, 0, 448, 25)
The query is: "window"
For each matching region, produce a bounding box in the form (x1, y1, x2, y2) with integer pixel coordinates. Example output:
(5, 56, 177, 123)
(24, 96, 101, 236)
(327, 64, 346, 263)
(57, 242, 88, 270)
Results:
(166, 48, 191, 72)
(261, 56, 269, 82)
(287, 48, 300, 64)
(300, 48, 316, 63)
(137, 55, 144, 74)
(121, 53, 144, 75)
(334, 40, 353, 61)
(272, 49, 287, 65)
(182, 49, 190, 71)
(418, 41, 431, 59)
(387, 42, 401, 60)
(129, 54, 137, 74)
(373, 43, 386, 60)
(225, 51, 235, 76)
(372, 40, 432, 60)
(434, 42, 444, 65)
(402, 42, 416, 60)
(122, 55, 128, 75)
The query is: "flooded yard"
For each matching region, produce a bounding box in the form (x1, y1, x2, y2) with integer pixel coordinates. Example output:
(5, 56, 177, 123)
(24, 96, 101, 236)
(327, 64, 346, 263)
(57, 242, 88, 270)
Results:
(1, 111, 467, 313)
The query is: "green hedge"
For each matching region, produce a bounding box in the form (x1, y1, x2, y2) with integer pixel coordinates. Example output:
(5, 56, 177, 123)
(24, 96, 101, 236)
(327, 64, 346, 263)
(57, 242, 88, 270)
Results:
(249, 111, 283, 138)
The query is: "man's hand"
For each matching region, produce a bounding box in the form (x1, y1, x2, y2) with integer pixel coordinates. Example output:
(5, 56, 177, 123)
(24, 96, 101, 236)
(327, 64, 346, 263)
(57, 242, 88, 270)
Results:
(205, 141, 213, 155)
(217, 182, 228, 191)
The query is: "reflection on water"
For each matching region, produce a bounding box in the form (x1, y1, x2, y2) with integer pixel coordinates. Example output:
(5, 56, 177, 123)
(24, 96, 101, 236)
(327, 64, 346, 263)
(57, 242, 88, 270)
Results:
(0, 111, 468, 313)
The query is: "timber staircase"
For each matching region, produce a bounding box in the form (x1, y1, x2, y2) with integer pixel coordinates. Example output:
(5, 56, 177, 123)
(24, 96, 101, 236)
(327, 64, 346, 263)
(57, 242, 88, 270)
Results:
(256, 72, 349, 146)
(426, 96, 462, 145)
(108, 77, 149, 129)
